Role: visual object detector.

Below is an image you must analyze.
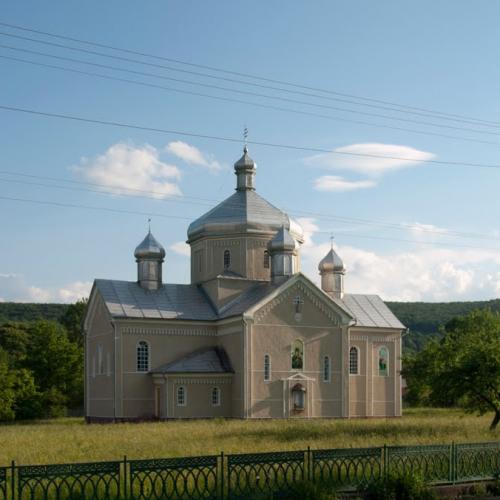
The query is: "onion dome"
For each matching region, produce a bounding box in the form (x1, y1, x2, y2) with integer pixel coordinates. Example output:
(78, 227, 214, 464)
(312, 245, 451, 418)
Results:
(268, 226, 296, 253)
(318, 248, 345, 273)
(187, 147, 304, 244)
(134, 230, 166, 260)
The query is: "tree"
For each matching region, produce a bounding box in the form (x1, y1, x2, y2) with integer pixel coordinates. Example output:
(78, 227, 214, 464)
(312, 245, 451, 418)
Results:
(60, 298, 87, 346)
(403, 309, 500, 430)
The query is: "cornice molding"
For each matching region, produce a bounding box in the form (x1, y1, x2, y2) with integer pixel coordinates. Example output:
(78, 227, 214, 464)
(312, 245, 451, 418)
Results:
(122, 327, 217, 336)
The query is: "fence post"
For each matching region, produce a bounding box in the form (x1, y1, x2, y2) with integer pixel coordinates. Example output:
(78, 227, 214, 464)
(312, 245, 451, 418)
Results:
(306, 446, 311, 482)
(10, 461, 15, 500)
(219, 451, 224, 500)
(448, 443, 454, 484)
(383, 445, 388, 479)
(123, 455, 128, 500)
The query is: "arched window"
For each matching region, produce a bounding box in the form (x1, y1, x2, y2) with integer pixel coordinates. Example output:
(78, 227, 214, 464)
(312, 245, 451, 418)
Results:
(211, 387, 221, 406)
(264, 354, 271, 382)
(291, 339, 304, 370)
(177, 386, 186, 406)
(378, 346, 389, 377)
(350, 346, 359, 375)
(136, 341, 149, 372)
(264, 250, 270, 269)
(223, 249, 231, 269)
(323, 356, 331, 382)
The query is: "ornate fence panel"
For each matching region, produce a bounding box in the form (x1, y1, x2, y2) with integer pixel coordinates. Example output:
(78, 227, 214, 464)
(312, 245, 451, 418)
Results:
(17, 460, 121, 499)
(311, 446, 383, 490)
(227, 450, 305, 499)
(456, 442, 500, 482)
(387, 444, 452, 484)
(129, 455, 219, 500)
(0, 467, 7, 500)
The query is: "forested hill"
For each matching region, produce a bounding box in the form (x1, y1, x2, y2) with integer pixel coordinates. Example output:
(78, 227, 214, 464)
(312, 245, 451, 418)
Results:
(386, 299, 500, 351)
(1, 299, 500, 352)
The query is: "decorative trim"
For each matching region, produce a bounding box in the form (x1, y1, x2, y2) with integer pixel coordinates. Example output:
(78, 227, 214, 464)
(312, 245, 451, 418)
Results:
(122, 327, 217, 336)
(173, 378, 232, 385)
(254, 282, 342, 325)
(213, 240, 240, 247)
(351, 335, 397, 342)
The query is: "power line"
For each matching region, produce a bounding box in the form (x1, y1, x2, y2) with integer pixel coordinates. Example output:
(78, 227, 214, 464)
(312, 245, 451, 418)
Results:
(0, 193, 499, 252)
(1, 20, 499, 129)
(0, 170, 497, 242)
(3, 44, 500, 140)
(4, 104, 500, 169)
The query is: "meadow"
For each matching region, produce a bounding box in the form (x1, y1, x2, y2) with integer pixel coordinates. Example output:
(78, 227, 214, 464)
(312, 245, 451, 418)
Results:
(0, 408, 498, 466)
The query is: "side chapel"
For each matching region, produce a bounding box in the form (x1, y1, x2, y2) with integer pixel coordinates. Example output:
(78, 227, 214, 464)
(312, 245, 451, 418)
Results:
(84, 147, 405, 421)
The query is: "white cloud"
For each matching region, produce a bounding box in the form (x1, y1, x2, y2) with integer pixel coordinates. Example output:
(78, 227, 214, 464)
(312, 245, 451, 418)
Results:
(0, 274, 92, 303)
(307, 143, 435, 176)
(298, 220, 500, 302)
(170, 241, 190, 257)
(166, 141, 222, 172)
(406, 222, 449, 237)
(74, 142, 182, 199)
(314, 175, 377, 192)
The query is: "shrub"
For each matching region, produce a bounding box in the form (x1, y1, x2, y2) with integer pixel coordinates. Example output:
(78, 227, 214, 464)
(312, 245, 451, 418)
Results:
(362, 473, 437, 500)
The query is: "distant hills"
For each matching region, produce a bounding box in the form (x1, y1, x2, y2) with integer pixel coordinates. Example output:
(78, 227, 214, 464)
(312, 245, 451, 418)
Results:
(1, 299, 499, 352)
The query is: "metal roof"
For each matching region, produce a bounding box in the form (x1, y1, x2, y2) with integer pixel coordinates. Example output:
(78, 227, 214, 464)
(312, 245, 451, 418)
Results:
(94, 279, 403, 329)
(94, 279, 217, 321)
(151, 347, 233, 374)
(186, 190, 304, 243)
(318, 248, 345, 273)
(342, 294, 405, 329)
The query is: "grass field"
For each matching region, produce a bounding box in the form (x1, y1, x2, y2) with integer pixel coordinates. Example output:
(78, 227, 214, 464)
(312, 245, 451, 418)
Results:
(0, 408, 498, 466)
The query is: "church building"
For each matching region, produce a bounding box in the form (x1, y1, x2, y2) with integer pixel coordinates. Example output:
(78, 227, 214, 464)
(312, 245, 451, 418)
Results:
(84, 147, 405, 421)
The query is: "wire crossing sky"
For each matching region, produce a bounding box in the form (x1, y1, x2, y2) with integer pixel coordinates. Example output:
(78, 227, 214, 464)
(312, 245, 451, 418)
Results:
(2, 1, 500, 303)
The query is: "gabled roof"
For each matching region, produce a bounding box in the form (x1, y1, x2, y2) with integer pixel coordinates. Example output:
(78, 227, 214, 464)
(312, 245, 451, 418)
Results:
(92, 276, 404, 329)
(342, 294, 405, 329)
(151, 347, 233, 374)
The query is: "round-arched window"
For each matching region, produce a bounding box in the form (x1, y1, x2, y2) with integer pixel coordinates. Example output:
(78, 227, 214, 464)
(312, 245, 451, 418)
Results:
(223, 249, 231, 269)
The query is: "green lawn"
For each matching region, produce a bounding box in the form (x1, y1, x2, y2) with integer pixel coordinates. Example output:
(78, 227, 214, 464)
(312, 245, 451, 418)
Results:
(0, 408, 498, 466)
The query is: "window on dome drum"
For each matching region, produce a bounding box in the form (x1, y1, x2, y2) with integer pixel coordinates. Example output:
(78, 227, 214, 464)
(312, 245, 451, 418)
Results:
(323, 356, 331, 382)
(136, 341, 149, 372)
(264, 250, 270, 268)
(378, 346, 389, 377)
(350, 346, 359, 375)
(264, 354, 271, 382)
(211, 387, 221, 406)
(223, 249, 231, 269)
(177, 386, 186, 406)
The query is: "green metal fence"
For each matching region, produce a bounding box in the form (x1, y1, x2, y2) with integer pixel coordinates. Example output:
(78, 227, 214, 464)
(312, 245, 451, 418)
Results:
(0, 441, 498, 499)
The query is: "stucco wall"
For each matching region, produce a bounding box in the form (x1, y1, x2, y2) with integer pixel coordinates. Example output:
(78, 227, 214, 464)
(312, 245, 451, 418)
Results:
(86, 293, 114, 418)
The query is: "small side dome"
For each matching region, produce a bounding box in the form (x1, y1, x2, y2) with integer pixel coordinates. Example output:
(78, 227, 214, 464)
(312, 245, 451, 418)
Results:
(134, 231, 166, 260)
(234, 145, 256, 170)
(268, 226, 296, 253)
(318, 248, 345, 273)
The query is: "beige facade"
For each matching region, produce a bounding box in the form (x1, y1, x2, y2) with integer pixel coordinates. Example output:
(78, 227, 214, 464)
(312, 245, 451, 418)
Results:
(84, 148, 404, 421)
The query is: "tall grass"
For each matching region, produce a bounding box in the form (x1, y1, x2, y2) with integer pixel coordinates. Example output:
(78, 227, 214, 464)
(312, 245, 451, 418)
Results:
(0, 408, 497, 466)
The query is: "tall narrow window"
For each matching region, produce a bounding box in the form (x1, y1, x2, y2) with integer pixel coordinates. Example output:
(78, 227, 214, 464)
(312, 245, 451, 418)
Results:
(264, 354, 271, 382)
(223, 249, 231, 269)
(97, 344, 104, 375)
(350, 346, 359, 375)
(378, 347, 389, 377)
(106, 352, 111, 377)
(137, 341, 149, 372)
(211, 387, 221, 406)
(177, 386, 186, 406)
(264, 250, 270, 269)
(291, 339, 304, 370)
(323, 356, 331, 382)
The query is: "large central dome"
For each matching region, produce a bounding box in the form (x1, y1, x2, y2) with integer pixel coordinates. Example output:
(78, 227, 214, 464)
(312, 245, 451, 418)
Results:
(187, 147, 304, 244)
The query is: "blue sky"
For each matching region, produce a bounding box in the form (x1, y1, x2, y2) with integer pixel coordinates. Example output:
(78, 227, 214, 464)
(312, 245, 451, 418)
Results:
(2, 1, 500, 302)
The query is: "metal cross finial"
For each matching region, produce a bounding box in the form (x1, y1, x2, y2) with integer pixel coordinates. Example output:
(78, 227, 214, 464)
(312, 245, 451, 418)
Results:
(243, 126, 248, 151)
(330, 233, 334, 249)
(148, 218, 152, 232)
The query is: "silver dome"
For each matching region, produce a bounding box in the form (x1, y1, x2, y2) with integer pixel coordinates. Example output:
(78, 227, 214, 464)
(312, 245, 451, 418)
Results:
(134, 231, 166, 260)
(318, 248, 345, 273)
(268, 226, 296, 253)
